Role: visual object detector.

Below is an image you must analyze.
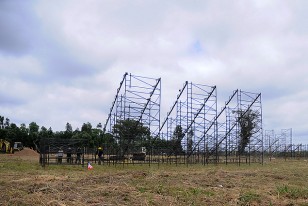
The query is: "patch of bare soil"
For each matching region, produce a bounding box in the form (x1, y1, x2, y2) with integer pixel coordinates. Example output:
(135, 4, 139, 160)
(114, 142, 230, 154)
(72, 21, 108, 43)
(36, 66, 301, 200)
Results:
(7, 147, 39, 161)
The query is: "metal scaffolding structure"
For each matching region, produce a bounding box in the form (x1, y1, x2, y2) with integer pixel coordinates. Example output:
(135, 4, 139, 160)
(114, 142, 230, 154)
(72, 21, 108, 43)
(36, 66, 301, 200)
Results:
(264, 129, 279, 160)
(39, 138, 90, 168)
(103, 73, 161, 156)
(151, 81, 217, 164)
(37, 73, 308, 167)
(263, 128, 307, 159)
(203, 90, 263, 164)
(238, 91, 263, 163)
(100, 73, 267, 165)
(281, 128, 293, 156)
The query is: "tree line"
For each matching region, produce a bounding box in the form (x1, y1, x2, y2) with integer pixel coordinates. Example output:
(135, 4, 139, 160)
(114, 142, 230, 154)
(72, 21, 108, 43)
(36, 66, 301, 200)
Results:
(0, 115, 185, 154)
(1, 109, 259, 154)
(0, 115, 106, 150)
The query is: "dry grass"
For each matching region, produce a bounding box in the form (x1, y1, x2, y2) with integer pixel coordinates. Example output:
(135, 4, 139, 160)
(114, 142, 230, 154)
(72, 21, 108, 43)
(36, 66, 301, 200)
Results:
(0, 155, 308, 206)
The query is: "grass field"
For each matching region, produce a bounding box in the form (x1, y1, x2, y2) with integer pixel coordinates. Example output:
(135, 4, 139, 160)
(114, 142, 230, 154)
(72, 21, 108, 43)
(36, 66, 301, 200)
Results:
(0, 154, 307, 206)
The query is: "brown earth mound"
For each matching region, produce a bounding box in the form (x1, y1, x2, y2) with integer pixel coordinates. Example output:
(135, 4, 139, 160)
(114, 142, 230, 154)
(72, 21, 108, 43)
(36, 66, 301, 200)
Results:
(14, 147, 39, 156)
(8, 147, 39, 161)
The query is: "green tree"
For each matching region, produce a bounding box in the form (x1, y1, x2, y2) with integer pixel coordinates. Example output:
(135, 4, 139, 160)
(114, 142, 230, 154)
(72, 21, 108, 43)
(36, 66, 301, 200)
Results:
(4, 118, 10, 129)
(187, 129, 194, 153)
(80, 132, 92, 145)
(91, 127, 102, 147)
(81, 122, 92, 133)
(236, 109, 260, 154)
(39, 126, 48, 138)
(54, 131, 65, 139)
(69, 122, 98, 147)
(102, 132, 117, 146)
(65, 122, 73, 133)
(112, 119, 150, 155)
(0, 116, 4, 129)
(28, 122, 39, 149)
(72, 128, 80, 139)
(64, 122, 73, 139)
(34, 126, 48, 151)
(47, 127, 54, 138)
(6, 123, 21, 143)
(151, 137, 172, 150)
(20, 123, 29, 144)
(172, 125, 184, 155)
(81, 122, 93, 146)
(29, 122, 39, 134)
(0, 127, 7, 140)
(96, 122, 102, 129)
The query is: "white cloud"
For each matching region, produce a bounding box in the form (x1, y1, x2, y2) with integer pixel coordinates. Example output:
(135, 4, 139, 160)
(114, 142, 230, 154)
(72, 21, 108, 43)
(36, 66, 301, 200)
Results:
(0, 0, 307, 144)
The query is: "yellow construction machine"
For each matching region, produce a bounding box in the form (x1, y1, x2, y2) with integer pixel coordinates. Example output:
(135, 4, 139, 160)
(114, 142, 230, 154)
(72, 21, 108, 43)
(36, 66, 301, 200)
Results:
(0, 139, 12, 153)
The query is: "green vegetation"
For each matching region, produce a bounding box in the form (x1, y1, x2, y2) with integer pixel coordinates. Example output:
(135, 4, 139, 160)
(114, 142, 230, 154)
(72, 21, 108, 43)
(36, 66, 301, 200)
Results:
(0, 115, 185, 155)
(238, 191, 261, 205)
(235, 109, 260, 154)
(112, 119, 151, 154)
(0, 114, 106, 149)
(277, 185, 308, 199)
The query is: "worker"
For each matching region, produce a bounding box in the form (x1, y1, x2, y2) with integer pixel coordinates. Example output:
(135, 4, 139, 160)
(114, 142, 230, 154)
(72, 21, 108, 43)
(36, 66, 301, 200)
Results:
(75, 147, 82, 164)
(96, 147, 103, 165)
(66, 147, 72, 163)
(57, 147, 64, 164)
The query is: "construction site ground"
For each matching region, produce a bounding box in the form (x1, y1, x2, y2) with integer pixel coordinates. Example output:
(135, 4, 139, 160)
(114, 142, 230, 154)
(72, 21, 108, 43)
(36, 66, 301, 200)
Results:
(0, 148, 307, 206)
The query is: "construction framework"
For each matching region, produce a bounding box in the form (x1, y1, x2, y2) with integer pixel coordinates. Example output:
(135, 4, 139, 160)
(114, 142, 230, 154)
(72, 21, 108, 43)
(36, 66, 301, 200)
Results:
(103, 73, 161, 157)
(219, 90, 263, 164)
(39, 138, 92, 167)
(263, 129, 308, 159)
(152, 81, 218, 165)
(99, 73, 267, 165)
(38, 73, 308, 166)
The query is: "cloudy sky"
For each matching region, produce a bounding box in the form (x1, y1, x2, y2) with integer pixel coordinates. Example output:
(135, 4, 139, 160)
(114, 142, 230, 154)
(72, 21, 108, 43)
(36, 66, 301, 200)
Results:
(1, 0, 307, 144)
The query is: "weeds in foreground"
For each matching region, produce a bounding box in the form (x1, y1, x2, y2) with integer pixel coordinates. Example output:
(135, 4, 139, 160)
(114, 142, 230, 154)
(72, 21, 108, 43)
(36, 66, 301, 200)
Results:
(277, 184, 308, 199)
(238, 191, 261, 205)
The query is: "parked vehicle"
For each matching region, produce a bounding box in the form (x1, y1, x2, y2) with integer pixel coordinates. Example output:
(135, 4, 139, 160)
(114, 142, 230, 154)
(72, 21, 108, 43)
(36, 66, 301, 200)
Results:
(13, 142, 23, 151)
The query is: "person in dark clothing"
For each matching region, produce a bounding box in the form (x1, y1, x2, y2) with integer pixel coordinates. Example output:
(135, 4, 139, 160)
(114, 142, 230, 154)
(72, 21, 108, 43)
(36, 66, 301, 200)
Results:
(57, 147, 63, 164)
(75, 147, 82, 164)
(66, 147, 72, 163)
(96, 147, 103, 165)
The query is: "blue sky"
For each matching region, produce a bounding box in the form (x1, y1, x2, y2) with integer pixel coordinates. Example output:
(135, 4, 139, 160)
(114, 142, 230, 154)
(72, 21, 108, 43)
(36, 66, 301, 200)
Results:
(0, 0, 308, 144)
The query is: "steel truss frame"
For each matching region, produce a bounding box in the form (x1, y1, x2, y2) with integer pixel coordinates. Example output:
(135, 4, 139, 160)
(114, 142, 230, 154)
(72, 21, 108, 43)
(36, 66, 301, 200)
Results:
(152, 81, 217, 165)
(102, 74, 266, 165)
(39, 72, 308, 166)
(103, 73, 161, 156)
(197, 90, 264, 165)
(237, 90, 263, 164)
(263, 129, 308, 159)
(39, 138, 90, 167)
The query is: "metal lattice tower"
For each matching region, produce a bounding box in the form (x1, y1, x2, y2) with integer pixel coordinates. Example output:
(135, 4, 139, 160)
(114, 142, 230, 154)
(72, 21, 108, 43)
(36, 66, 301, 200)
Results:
(264, 130, 278, 159)
(103, 73, 161, 155)
(205, 90, 263, 164)
(239, 91, 263, 163)
(153, 81, 217, 163)
(281, 128, 293, 158)
(102, 73, 267, 165)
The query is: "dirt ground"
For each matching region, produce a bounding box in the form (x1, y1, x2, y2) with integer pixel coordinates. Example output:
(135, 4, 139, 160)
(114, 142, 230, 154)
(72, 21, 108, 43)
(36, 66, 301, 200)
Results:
(6, 147, 40, 161)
